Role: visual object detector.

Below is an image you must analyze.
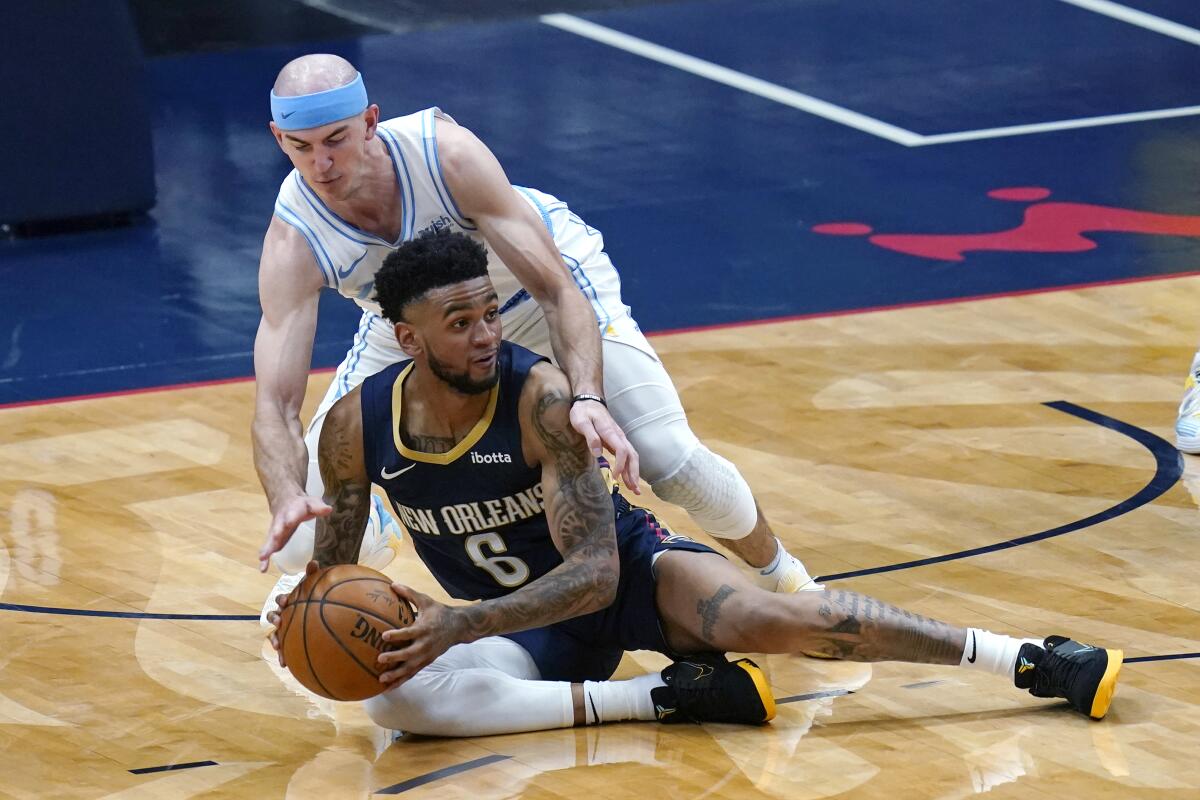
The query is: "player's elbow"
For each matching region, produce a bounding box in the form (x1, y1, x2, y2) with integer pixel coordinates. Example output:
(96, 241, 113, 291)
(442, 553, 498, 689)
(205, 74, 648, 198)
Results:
(587, 549, 621, 611)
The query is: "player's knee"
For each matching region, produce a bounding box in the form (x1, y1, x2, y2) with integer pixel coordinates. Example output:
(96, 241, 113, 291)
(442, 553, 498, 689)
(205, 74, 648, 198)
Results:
(363, 673, 461, 736)
(363, 684, 432, 733)
(651, 447, 758, 540)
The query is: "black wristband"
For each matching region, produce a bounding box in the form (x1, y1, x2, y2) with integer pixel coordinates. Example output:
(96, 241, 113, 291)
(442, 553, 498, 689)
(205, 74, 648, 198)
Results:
(571, 393, 607, 408)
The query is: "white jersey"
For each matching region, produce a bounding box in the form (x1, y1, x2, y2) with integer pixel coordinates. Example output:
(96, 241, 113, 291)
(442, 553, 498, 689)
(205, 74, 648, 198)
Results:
(272, 108, 632, 339)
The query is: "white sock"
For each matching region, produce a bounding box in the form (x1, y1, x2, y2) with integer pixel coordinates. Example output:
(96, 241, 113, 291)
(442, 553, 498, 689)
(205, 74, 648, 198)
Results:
(960, 628, 1043, 679)
(758, 538, 785, 576)
(582, 674, 665, 724)
(754, 538, 820, 591)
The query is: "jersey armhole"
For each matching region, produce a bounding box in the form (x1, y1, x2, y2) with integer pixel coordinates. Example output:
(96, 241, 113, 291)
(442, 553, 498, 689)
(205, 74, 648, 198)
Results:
(272, 205, 335, 288)
(424, 108, 477, 231)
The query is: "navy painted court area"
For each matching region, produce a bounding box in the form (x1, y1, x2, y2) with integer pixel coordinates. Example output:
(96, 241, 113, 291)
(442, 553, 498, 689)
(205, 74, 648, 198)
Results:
(3, 0, 1200, 403)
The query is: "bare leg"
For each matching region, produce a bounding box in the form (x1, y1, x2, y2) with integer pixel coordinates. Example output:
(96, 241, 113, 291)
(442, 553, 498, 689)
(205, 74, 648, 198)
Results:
(715, 504, 777, 568)
(653, 551, 966, 664)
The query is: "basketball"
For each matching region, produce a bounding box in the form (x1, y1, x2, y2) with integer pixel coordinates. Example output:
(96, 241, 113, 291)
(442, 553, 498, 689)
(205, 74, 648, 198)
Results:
(277, 565, 415, 701)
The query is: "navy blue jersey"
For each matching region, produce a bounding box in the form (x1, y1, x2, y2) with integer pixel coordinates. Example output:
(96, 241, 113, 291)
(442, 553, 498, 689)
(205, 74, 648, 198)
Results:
(360, 341, 557, 601)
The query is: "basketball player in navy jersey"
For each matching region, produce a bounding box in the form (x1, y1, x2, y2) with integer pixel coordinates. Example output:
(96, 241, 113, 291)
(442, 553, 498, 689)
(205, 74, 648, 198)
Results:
(265, 230, 1123, 737)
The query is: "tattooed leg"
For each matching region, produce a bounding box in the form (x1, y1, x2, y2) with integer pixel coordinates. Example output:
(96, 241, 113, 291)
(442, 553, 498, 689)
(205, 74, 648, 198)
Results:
(655, 551, 966, 664)
(797, 589, 966, 664)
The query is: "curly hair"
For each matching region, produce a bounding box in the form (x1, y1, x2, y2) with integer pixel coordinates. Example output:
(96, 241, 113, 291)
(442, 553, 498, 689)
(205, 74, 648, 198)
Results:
(374, 229, 490, 321)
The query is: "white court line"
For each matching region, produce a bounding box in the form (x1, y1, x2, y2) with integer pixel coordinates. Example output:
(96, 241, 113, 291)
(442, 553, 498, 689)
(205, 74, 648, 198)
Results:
(1056, 0, 1200, 46)
(918, 104, 1200, 145)
(541, 11, 1200, 147)
(539, 13, 924, 146)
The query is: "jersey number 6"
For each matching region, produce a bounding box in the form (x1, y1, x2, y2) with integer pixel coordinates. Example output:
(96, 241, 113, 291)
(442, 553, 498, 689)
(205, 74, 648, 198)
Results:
(464, 532, 531, 588)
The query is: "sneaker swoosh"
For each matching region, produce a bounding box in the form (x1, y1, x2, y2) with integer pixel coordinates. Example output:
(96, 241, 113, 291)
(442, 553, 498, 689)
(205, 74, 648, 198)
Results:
(967, 630, 977, 664)
(683, 662, 714, 679)
(381, 464, 416, 480)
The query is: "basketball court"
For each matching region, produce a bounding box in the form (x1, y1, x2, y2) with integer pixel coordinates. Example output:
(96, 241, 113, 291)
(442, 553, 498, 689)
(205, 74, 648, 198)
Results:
(2, 1, 1199, 796)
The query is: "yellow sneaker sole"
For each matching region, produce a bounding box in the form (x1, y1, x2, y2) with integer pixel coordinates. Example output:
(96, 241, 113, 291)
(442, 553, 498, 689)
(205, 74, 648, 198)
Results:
(1089, 649, 1123, 720)
(734, 659, 776, 723)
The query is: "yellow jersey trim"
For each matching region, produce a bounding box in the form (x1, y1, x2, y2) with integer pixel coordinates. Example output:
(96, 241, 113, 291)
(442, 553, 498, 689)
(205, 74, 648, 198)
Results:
(390, 362, 500, 464)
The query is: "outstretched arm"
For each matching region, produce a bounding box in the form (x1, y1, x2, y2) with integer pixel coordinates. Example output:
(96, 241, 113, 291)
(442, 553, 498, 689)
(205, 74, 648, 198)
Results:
(435, 117, 639, 491)
(379, 364, 620, 685)
(253, 216, 333, 569)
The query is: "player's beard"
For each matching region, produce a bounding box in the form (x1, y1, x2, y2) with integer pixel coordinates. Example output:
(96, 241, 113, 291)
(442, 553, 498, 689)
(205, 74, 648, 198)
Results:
(427, 349, 498, 395)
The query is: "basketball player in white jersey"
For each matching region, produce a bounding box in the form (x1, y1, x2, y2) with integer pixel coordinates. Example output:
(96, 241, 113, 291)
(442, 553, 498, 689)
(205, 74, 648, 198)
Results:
(252, 54, 820, 622)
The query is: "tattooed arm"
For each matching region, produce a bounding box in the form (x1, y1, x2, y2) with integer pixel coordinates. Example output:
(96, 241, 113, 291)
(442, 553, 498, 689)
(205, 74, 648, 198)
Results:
(457, 362, 620, 639)
(312, 386, 372, 567)
(378, 364, 620, 685)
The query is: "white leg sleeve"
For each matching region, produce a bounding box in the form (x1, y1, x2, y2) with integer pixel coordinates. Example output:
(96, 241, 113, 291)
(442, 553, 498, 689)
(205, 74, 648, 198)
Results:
(363, 637, 576, 737)
(601, 338, 758, 540)
(271, 311, 403, 575)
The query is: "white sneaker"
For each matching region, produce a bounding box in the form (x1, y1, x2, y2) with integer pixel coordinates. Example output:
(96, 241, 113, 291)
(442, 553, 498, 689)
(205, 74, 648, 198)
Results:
(771, 554, 825, 593)
(361, 495, 403, 571)
(1177, 352, 1200, 454)
(259, 495, 403, 629)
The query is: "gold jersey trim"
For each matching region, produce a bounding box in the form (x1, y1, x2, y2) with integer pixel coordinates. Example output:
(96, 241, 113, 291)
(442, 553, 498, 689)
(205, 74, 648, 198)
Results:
(390, 362, 500, 464)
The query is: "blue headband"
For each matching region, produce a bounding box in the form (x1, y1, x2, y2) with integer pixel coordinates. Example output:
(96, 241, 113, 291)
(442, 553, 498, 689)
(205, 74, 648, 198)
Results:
(270, 73, 368, 130)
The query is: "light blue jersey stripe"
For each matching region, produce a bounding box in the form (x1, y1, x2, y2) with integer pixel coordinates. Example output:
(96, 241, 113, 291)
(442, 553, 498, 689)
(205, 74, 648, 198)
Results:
(339, 313, 376, 397)
(378, 127, 416, 239)
(421, 110, 476, 231)
(275, 202, 336, 287)
(293, 174, 381, 247)
(562, 252, 610, 330)
(514, 186, 555, 235)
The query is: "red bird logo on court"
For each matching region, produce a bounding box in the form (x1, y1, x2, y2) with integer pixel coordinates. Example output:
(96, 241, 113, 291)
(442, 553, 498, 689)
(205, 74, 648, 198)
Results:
(812, 187, 1200, 262)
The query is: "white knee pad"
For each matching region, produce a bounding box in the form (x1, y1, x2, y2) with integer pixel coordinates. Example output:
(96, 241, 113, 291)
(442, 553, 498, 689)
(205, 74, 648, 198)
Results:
(651, 446, 758, 540)
(602, 339, 699, 481)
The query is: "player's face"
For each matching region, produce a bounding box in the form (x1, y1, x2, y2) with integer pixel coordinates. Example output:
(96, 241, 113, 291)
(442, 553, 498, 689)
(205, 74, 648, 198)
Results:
(416, 277, 502, 395)
(271, 106, 378, 201)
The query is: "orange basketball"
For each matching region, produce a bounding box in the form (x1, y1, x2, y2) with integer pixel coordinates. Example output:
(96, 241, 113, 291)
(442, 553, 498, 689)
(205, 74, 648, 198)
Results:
(277, 565, 415, 701)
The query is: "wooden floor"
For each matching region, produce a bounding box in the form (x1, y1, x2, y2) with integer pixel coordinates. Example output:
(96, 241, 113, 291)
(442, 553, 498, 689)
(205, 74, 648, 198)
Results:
(2, 277, 1199, 799)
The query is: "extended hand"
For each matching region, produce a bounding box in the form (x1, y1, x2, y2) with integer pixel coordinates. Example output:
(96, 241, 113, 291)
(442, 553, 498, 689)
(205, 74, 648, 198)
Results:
(569, 400, 641, 493)
(258, 496, 332, 572)
(376, 584, 466, 687)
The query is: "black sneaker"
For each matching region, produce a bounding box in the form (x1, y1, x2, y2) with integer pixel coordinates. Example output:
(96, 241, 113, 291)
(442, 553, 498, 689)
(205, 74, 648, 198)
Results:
(1014, 636, 1123, 719)
(651, 654, 776, 725)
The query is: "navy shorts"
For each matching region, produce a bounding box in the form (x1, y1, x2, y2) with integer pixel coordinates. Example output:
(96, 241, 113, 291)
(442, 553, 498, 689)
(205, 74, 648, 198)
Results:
(502, 504, 719, 682)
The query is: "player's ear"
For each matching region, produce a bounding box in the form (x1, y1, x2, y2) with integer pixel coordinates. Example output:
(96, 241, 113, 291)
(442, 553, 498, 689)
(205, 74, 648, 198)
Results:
(394, 322, 420, 357)
(363, 105, 380, 139)
(269, 121, 286, 151)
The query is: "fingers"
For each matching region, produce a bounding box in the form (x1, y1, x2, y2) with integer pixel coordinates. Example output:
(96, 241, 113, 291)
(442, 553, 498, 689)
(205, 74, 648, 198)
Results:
(378, 649, 431, 686)
(569, 404, 604, 457)
(593, 411, 641, 492)
(305, 498, 333, 517)
(257, 497, 331, 571)
(622, 444, 641, 494)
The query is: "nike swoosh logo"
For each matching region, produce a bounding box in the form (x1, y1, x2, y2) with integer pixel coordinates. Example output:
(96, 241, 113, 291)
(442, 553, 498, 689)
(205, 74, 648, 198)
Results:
(281, 110, 296, 119)
(967, 631, 977, 664)
(683, 662, 714, 679)
(337, 251, 368, 279)
(380, 463, 416, 480)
